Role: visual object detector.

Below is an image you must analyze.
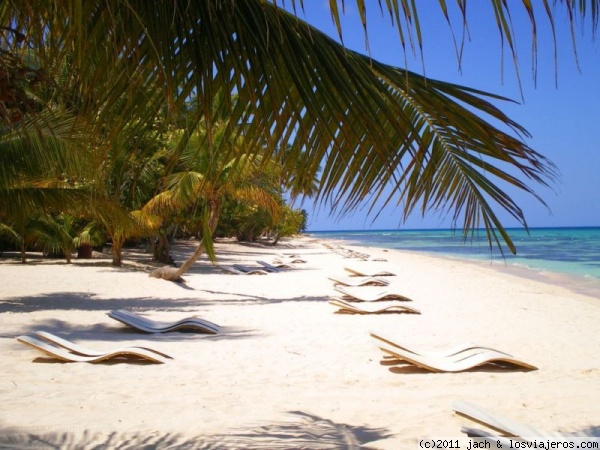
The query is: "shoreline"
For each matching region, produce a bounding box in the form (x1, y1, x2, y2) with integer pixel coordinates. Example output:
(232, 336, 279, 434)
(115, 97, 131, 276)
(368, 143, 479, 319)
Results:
(1, 235, 599, 448)
(313, 234, 600, 301)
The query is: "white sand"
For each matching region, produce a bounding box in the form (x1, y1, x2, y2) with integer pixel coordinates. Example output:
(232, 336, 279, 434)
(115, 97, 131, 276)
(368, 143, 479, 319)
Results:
(0, 236, 599, 448)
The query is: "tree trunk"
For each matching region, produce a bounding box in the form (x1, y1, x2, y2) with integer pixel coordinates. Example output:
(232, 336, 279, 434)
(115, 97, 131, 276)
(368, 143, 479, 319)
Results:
(112, 238, 123, 266)
(20, 240, 26, 263)
(271, 232, 280, 246)
(65, 248, 72, 264)
(149, 200, 220, 282)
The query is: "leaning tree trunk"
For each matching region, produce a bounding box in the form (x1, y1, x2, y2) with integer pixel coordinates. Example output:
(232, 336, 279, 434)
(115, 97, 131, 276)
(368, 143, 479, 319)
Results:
(149, 200, 220, 282)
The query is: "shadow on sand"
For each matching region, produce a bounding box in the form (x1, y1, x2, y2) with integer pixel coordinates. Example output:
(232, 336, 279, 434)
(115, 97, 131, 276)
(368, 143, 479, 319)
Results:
(0, 411, 392, 449)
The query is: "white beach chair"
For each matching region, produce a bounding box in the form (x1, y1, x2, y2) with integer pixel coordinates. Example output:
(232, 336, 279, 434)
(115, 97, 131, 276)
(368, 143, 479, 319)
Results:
(108, 309, 220, 334)
(257, 260, 296, 271)
(328, 275, 389, 287)
(232, 264, 269, 275)
(344, 266, 396, 277)
(17, 334, 169, 364)
(329, 298, 420, 315)
(221, 265, 269, 275)
(377, 345, 538, 372)
(370, 332, 512, 358)
(274, 256, 307, 264)
(334, 285, 413, 302)
(33, 330, 173, 358)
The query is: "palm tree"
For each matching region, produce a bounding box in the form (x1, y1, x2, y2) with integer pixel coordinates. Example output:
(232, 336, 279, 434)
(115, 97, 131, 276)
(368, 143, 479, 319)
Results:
(145, 120, 282, 281)
(0, 108, 92, 262)
(24, 214, 82, 263)
(4, 1, 579, 257)
(0, 27, 150, 265)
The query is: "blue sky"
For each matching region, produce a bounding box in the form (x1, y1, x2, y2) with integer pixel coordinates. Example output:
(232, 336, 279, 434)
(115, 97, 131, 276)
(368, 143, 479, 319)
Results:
(290, 2, 600, 231)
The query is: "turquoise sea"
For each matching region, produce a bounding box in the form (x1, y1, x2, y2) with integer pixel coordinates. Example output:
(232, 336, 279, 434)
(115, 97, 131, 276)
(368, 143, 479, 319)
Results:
(310, 227, 600, 297)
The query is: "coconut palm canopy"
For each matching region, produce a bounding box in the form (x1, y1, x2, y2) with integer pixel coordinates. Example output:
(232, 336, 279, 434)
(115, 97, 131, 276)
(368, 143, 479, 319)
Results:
(3, 1, 592, 255)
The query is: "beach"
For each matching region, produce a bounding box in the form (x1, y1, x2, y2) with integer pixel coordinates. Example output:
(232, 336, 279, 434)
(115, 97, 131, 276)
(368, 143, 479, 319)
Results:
(0, 236, 599, 449)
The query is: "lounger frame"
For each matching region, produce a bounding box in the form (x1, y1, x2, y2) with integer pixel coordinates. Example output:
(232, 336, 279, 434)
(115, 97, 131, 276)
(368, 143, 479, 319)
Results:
(344, 266, 396, 277)
(329, 299, 420, 314)
(379, 346, 538, 372)
(370, 332, 513, 358)
(108, 309, 220, 334)
(17, 335, 168, 364)
(334, 285, 413, 302)
(33, 330, 173, 358)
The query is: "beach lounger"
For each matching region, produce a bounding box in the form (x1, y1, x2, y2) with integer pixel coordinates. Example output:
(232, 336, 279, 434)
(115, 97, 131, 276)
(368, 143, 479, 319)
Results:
(370, 331, 512, 358)
(222, 264, 268, 275)
(334, 285, 413, 302)
(108, 309, 220, 334)
(274, 256, 307, 264)
(257, 260, 296, 271)
(329, 298, 420, 315)
(378, 345, 538, 372)
(232, 264, 269, 275)
(17, 335, 169, 364)
(33, 330, 173, 358)
(453, 401, 567, 438)
(328, 275, 389, 287)
(358, 256, 388, 262)
(344, 266, 396, 277)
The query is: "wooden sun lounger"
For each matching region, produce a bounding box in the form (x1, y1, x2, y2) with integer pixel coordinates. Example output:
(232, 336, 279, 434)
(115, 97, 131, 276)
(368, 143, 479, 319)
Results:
(232, 264, 269, 275)
(257, 260, 297, 271)
(328, 275, 389, 287)
(274, 256, 307, 264)
(222, 265, 268, 275)
(334, 285, 413, 302)
(17, 335, 169, 364)
(378, 346, 538, 372)
(453, 400, 566, 438)
(358, 256, 388, 262)
(344, 266, 396, 277)
(370, 332, 513, 358)
(108, 309, 220, 334)
(329, 298, 420, 315)
(33, 330, 173, 358)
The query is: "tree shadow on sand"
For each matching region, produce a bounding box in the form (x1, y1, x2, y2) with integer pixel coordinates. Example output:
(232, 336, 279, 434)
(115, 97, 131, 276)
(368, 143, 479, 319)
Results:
(0, 292, 329, 315)
(0, 411, 393, 449)
(5, 317, 258, 344)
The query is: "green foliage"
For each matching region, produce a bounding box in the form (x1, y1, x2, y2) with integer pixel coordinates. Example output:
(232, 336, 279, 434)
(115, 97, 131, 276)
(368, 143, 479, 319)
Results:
(217, 197, 307, 243)
(3, 0, 576, 261)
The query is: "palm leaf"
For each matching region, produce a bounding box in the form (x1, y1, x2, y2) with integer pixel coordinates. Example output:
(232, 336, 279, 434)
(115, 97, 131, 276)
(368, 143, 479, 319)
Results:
(4, 0, 568, 254)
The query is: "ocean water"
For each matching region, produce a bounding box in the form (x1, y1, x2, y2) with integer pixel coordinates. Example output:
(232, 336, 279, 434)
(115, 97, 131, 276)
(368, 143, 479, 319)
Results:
(310, 227, 600, 296)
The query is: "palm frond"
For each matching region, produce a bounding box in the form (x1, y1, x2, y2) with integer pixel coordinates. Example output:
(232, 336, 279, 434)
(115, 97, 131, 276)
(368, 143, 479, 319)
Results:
(3, 0, 568, 254)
